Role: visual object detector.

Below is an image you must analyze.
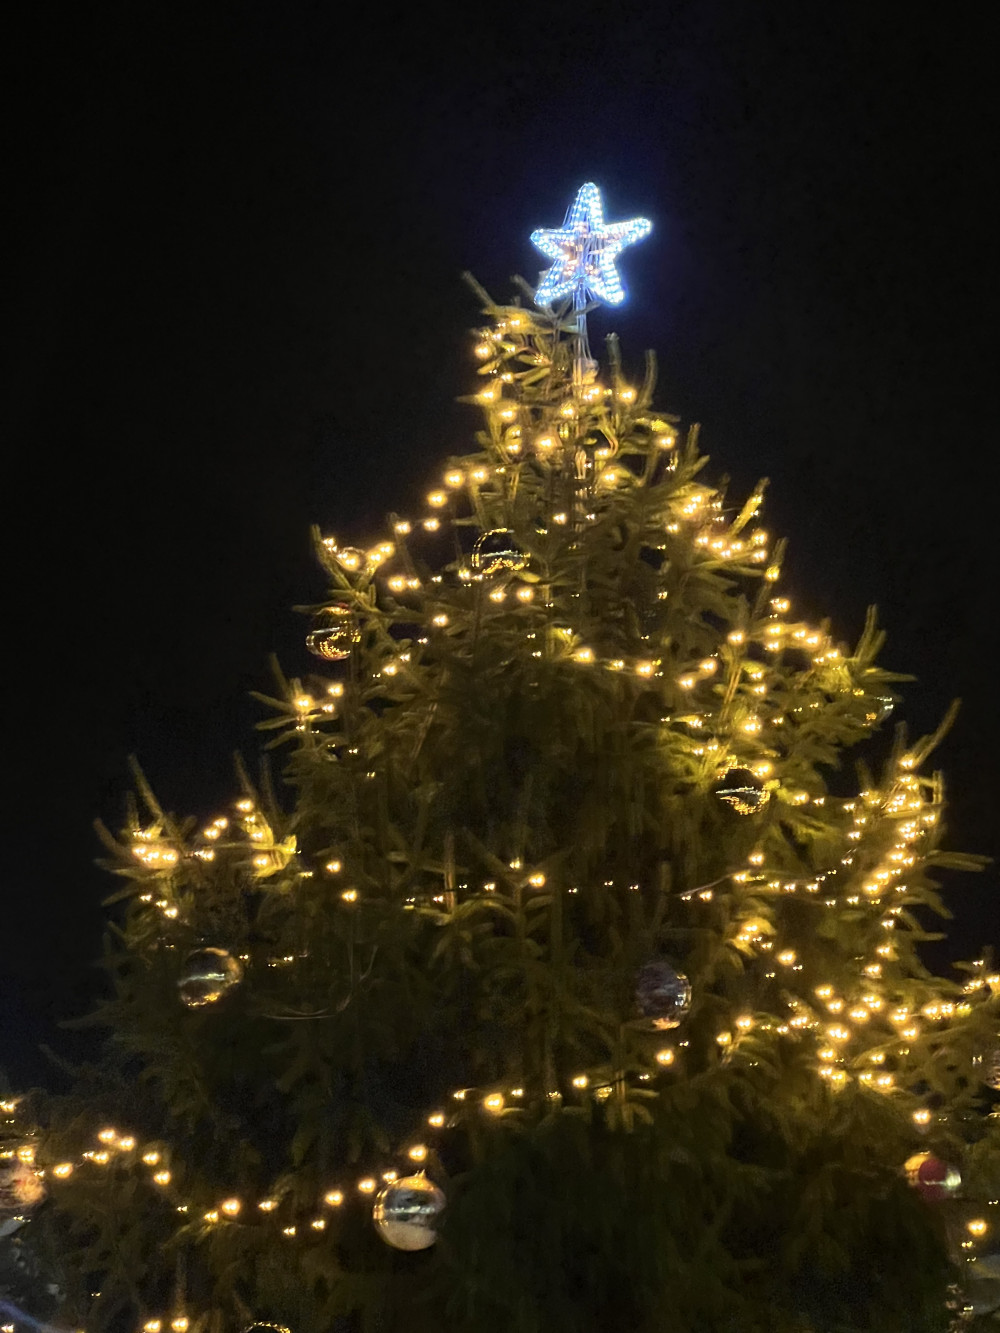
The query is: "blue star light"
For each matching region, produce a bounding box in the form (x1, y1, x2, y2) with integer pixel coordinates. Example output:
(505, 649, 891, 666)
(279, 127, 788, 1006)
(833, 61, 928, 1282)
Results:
(531, 183, 651, 309)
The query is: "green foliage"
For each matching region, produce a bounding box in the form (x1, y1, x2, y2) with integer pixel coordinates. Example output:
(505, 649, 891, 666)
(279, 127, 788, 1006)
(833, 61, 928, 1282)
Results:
(21, 290, 998, 1333)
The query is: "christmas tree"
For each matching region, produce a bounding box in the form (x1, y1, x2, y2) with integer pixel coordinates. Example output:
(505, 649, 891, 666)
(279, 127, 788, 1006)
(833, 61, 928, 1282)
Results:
(11, 183, 1000, 1332)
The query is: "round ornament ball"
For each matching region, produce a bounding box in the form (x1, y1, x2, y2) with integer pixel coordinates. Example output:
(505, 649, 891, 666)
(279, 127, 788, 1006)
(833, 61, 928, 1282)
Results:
(471, 529, 527, 575)
(0, 1150, 46, 1220)
(974, 1250, 1000, 1282)
(634, 958, 692, 1030)
(306, 603, 360, 661)
(962, 1276, 1000, 1317)
(983, 1047, 1000, 1092)
(373, 1173, 445, 1251)
(712, 767, 769, 816)
(178, 947, 244, 1009)
(903, 1151, 961, 1202)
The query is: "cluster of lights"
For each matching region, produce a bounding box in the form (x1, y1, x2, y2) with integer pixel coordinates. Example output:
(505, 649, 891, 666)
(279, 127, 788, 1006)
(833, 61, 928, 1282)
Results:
(61, 269, 997, 1333)
(126, 799, 299, 929)
(40, 1055, 693, 1264)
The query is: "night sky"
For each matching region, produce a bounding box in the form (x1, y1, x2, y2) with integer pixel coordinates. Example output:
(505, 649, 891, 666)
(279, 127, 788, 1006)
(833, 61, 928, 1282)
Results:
(6, 4, 996, 1087)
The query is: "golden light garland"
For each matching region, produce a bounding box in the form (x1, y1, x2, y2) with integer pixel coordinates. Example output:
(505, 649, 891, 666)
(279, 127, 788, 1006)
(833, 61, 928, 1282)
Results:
(32, 302, 997, 1333)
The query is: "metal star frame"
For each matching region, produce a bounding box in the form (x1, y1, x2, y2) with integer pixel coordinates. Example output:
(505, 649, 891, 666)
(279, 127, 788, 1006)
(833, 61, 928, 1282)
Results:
(531, 182, 651, 310)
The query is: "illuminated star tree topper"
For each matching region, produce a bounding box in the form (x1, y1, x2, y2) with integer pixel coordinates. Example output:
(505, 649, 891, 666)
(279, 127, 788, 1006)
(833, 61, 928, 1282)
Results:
(530, 182, 651, 310)
(530, 182, 651, 388)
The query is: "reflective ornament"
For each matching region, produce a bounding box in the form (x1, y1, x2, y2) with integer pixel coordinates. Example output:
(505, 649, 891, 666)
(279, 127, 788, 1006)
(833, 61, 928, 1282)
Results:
(983, 1048, 1000, 1092)
(962, 1276, 1000, 1317)
(0, 1150, 46, 1221)
(178, 947, 243, 1009)
(712, 767, 768, 815)
(634, 958, 692, 1031)
(974, 1251, 1000, 1282)
(875, 694, 895, 723)
(471, 529, 526, 575)
(903, 1151, 961, 1202)
(373, 1173, 445, 1251)
(306, 603, 360, 661)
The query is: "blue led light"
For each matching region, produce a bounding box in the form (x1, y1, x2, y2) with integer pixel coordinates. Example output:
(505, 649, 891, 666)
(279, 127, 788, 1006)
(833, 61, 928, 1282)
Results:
(530, 183, 651, 309)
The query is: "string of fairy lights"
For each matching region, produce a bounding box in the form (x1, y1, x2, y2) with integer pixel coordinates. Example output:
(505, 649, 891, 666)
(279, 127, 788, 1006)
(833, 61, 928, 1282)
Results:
(6, 185, 997, 1330)
(62, 324, 993, 1326)
(85, 257, 998, 1305)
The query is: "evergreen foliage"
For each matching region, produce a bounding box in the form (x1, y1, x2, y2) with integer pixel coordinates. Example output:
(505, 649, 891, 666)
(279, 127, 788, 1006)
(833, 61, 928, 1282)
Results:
(11, 283, 999, 1332)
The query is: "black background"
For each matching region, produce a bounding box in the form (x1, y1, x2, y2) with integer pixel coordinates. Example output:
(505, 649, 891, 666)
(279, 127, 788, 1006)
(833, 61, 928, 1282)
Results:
(4, 2, 997, 1087)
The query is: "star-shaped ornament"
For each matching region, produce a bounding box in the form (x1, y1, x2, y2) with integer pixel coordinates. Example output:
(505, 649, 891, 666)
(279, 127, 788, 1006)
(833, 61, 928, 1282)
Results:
(531, 183, 651, 309)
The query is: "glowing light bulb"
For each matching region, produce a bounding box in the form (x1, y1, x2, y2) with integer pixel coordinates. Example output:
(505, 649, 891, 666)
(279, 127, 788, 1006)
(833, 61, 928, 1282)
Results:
(483, 1093, 505, 1113)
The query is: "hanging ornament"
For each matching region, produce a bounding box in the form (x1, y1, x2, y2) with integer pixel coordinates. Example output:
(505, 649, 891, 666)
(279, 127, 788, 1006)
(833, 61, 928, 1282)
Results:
(983, 1047, 1000, 1091)
(875, 694, 895, 723)
(178, 947, 244, 1009)
(712, 767, 769, 815)
(471, 529, 527, 575)
(972, 1251, 1000, 1284)
(962, 1276, 1000, 1317)
(306, 603, 361, 661)
(634, 958, 692, 1030)
(0, 1147, 46, 1221)
(903, 1151, 961, 1202)
(373, 1173, 446, 1251)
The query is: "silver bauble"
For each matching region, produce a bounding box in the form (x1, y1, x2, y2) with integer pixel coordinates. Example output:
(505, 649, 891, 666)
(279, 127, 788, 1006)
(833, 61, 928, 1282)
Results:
(178, 946, 243, 1008)
(984, 1047, 1000, 1092)
(712, 767, 768, 815)
(974, 1251, 1000, 1282)
(0, 1150, 46, 1220)
(373, 1173, 445, 1251)
(306, 602, 360, 661)
(962, 1275, 1000, 1317)
(471, 529, 526, 575)
(634, 958, 692, 1030)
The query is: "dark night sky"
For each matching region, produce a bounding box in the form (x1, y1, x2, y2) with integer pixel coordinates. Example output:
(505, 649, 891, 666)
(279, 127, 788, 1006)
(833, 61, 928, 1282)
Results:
(4, 3, 997, 1087)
